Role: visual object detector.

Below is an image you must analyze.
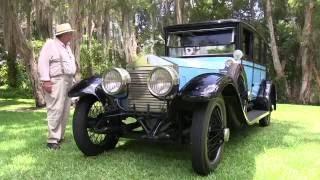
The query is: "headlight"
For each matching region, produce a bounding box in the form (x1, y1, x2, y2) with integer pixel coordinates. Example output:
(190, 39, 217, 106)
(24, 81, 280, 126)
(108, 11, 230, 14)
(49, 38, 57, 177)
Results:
(102, 68, 131, 95)
(147, 66, 179, 97)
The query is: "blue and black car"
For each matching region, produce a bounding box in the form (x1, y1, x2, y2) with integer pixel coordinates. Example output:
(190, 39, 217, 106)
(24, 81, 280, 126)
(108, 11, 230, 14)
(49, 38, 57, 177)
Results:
(69, 19, 277, 175)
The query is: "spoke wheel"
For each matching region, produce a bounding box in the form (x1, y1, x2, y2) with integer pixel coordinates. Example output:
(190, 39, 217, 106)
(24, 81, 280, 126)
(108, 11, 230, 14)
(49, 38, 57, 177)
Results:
(191, 95, 227, 175)
(207, 107, 224, 161)
(73, 96, 119, 156)
(87, 101, 107, 145)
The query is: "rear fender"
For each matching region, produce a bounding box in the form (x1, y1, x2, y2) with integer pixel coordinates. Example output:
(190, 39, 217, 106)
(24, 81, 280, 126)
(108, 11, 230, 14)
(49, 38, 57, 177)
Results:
(255, 80, 277, 111)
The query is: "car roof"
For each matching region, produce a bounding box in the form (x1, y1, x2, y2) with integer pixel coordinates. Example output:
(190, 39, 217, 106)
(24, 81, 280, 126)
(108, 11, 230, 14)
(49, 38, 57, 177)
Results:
(165, 18, 255, 31)
(164, 19, 266, 43)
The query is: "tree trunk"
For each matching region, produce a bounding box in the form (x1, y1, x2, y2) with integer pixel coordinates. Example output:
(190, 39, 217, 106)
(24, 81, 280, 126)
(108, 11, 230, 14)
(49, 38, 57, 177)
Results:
(26, 3, 32, 40)
(312, 65, 320, 90)
(120, 1, 137, 64)
(102, 2, 110, 56)
(299, 0, 315, 103)
(6, 0, 45, 106)
(87, 0, 93, 76)
(265, 0, 290, 98)
(34, 0, 53, 39)
(70, 0, 85, 81)
(175, 0, 183, 24)
(149, 3, 156, 54)
(7, 32, 18, 88)
(2, 0, 18, 88)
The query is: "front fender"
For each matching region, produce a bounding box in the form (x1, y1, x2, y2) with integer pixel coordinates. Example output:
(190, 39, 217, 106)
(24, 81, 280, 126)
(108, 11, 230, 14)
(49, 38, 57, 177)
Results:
(68, 76, 107, 103)
(179, 73, 235, 101)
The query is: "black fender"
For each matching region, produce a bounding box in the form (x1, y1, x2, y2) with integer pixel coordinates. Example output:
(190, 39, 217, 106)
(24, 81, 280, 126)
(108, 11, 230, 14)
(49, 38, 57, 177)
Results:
(179, 73, 236, 101)
(178, 73, 248, 129)
(68, 76, 109, 104)
(255, 80, 277, 111)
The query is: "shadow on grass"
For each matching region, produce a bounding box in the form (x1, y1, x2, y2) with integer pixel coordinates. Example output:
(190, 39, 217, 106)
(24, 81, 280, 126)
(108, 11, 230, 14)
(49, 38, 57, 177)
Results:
(1, 108, 319, 179)
(107, 120, 319, 179)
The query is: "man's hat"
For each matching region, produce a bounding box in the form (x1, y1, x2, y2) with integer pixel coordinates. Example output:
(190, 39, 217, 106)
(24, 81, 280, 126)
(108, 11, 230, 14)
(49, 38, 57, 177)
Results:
(55, 23, 75, 36)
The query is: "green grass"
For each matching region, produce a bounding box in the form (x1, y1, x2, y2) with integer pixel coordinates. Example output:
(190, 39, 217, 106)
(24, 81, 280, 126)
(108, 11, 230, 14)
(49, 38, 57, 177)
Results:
(0, 98, 320, 180)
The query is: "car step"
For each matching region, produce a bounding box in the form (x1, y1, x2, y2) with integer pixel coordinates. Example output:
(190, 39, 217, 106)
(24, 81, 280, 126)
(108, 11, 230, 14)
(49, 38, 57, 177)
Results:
(246, 110, 269, 123)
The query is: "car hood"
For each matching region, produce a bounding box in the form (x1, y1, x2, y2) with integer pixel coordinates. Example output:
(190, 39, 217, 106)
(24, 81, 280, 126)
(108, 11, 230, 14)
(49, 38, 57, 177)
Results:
(146, 55, 233, 90)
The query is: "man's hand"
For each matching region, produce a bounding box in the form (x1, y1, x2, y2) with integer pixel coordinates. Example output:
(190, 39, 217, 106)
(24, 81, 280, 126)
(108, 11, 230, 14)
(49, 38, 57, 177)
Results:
(42, 81, 53, 93)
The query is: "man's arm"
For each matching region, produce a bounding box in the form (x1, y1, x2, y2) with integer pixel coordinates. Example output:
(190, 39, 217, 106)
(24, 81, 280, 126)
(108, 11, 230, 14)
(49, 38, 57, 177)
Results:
(38, 41, 53, 93)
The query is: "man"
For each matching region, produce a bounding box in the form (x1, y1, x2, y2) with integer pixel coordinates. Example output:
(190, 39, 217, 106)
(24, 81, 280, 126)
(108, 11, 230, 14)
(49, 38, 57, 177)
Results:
(38, 23, 76, 150)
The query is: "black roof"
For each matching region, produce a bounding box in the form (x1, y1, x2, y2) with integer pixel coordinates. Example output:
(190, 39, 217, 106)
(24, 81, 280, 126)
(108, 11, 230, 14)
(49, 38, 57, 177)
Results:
(164, 19, 256, 32)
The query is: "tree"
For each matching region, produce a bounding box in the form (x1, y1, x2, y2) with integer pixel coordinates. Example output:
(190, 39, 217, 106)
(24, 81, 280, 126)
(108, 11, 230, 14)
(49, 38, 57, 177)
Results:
(69, 0, 85, 81)
(299, 0, 315, 103)
(34, 0, 54, 39)
(4, 0, 45, 106)
(265, 0, 291, 98)
(175, 0, 184, 24)
(2, 0, 18, 88)
(118, 0, 137, 63)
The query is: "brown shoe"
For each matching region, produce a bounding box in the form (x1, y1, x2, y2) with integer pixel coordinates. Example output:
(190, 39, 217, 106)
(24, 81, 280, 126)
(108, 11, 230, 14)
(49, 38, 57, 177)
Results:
(47, 143, 60, 150)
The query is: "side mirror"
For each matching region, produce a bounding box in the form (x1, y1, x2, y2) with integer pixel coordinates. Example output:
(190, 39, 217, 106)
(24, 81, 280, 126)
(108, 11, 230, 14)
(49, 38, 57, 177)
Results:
(233, 50, 243, 61)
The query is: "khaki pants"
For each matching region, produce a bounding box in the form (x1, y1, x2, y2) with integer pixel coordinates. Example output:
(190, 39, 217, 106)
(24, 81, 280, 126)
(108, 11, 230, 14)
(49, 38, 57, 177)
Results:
(44, 75, 73, 144)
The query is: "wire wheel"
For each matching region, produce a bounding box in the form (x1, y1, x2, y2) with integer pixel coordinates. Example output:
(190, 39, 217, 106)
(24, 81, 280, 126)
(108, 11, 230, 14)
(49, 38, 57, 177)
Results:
(73, 96, 119, 156)
(191, 95, 227, 175)
(207, 106, 224, 161)
(87, 101, 107, 145)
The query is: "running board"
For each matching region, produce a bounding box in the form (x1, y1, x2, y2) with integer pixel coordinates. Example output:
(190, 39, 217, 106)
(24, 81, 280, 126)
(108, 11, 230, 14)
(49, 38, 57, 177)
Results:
(246, 110, 269, 124)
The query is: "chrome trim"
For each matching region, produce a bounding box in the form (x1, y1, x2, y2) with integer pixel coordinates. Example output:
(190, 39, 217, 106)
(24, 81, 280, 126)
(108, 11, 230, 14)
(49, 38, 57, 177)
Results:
(102, 67, 131, 95)
(127, 66, 167, 113)
(147, 66, 179, 97)
(224, 128, 230, 142)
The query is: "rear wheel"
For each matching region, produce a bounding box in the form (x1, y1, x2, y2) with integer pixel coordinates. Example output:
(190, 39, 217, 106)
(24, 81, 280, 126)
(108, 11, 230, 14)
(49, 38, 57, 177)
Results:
(73, 96, 119, 156)
(259, 113, 271, 126)
(259, 101, 272, 127)
(259, 99, 272, 127)
(191, 95, 228, 175)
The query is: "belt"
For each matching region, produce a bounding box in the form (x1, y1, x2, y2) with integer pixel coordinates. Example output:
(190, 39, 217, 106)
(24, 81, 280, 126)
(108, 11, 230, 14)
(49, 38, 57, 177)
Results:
(51, 74, 74, 78)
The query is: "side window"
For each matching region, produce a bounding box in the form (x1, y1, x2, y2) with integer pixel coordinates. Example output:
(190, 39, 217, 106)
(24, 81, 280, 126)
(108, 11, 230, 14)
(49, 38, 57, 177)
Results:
(242, 29, 253, 60)
(253, 36, 262, 64)
(262, 43, 267, 65)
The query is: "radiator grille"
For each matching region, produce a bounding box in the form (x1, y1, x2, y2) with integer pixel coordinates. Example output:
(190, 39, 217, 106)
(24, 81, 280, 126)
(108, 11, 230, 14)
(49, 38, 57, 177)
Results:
(127, 66, 167, 113)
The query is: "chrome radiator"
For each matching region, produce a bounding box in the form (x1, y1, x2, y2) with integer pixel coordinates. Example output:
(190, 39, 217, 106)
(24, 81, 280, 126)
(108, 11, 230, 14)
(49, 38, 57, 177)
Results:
(127, 66, 167, 113)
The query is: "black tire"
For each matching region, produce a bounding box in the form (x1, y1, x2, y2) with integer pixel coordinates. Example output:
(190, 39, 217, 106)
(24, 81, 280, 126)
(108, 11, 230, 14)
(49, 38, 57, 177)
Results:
(259, 113, 271, 127)
(73, 96, 119, 156)
(191, 95, 227, 175)
(259, 101, 272, 127)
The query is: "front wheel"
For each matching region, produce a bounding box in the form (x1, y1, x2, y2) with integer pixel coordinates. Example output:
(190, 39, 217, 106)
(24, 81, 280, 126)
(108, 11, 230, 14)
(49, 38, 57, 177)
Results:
(73, 96, 119, 156)
(191, 95, 228, 175)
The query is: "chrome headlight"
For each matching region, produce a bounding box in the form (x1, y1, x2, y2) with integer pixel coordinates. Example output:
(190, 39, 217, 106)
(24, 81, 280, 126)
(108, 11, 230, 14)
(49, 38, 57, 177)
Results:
(102, 68, 131, 95)
(147, 66, 179, 97)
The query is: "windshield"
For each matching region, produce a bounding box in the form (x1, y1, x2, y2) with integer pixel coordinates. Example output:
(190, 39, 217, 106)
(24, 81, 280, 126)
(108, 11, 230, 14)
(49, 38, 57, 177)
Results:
(167, 28, 235, 57)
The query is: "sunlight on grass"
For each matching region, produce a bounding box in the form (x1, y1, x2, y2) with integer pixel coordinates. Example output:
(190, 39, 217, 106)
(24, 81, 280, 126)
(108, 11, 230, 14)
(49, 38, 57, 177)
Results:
(0, 99, 319, 179)
(0, 98, 36, 111)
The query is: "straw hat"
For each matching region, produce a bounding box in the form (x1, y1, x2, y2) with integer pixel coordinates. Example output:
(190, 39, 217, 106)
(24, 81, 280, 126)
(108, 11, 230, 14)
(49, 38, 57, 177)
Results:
(55, 23, 75, 36)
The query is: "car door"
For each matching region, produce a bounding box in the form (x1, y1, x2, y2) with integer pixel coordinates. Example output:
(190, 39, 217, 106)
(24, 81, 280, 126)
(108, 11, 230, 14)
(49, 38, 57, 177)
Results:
(251, 35, 267, 98)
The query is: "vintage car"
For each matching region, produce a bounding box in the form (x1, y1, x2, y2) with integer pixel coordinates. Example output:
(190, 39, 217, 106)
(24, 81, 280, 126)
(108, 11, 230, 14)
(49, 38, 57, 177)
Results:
(68, 19, 277, 175)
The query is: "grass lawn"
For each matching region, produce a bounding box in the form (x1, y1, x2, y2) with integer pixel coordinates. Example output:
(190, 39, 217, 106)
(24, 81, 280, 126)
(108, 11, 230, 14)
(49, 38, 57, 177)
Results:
(0, 98, 319, 180)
